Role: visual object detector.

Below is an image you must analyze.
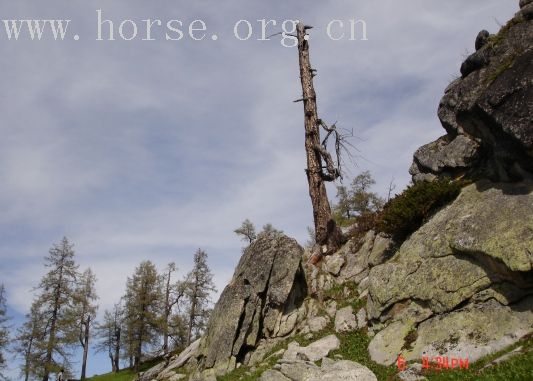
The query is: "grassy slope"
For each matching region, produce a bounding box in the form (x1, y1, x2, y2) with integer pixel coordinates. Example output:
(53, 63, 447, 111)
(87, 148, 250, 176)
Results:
(218, 328, 532, 381)
(88, 290, 532, 381)
(86, 334, 532, 381)
(422, 337, 533, 381)
(87, 369, 137, 381)
(86, 358, 161, 381)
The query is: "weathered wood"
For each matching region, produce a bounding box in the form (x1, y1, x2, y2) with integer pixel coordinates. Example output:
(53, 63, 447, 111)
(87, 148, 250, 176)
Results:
(296, 23, 344, 258)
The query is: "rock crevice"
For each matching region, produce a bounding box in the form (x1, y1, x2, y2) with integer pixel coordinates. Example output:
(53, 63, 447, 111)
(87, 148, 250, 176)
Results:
(410, 14, 533, 183)
(367, 181, 533, 365)
(193, 232, 307, 377)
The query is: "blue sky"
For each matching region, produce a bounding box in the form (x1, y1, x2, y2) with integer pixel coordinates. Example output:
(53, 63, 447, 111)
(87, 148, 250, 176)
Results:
(0, 0, 518, 379)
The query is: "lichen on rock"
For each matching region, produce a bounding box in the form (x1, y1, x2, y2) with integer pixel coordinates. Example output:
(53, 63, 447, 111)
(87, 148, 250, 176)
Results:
(367, 181, 533, 365)
(410, 12, 533, 183)
(192, 232, 308, 377)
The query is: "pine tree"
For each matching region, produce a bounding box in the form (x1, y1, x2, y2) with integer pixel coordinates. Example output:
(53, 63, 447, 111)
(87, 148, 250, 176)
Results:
(261, 223, 283, 236)
(123, 261, 162, 371)
(184, 249, 216, 346)
(161, 263, 175, 355)
(35, 237, 79, 381)
(349, 171, 384, 215)
(333, 171, 385, 222)
(233, 219, 257, 244)
(167, 309, 188, 352)
(74, 269, 98, 380)
(94, 304, 122, 373)
(334, 185, 352, 219)
(161, 263, 188, 355)
(0, 284, 10, 380)
(13, 302, 46, 381)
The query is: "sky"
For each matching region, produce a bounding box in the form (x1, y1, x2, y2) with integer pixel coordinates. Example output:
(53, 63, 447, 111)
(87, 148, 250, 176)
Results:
(0, 0, 519, 379)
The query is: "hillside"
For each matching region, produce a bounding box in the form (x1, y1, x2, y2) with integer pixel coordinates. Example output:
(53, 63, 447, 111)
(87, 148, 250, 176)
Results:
(105, 2, 533, 381)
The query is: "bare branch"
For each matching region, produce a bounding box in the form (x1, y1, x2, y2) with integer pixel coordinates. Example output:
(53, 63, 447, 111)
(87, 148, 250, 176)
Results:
(293, 97, 314, 103)
(265, 31, 283, 39)
(315, 119, 358, 182)
(314, 143, 340, 181)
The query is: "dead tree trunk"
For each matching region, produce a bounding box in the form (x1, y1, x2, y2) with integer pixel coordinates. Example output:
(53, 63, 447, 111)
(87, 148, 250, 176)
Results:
(296, 22, 344, 261)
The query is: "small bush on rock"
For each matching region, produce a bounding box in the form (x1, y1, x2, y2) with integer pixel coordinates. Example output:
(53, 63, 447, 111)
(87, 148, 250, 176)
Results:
(377, 179, 462, 241)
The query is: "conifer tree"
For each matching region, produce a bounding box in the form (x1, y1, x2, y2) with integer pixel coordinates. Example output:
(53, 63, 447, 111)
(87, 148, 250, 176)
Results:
(95, 304, 123, 373)
(334, 185, 352, 219)
(74, 269, 98, 380)
(123, 261, 162, 371)
(35, 237, 79, 381)
(233, 219, 257, 244)
(161, 263, 188, 355)
(333, 171, 384, 221)
(184, 249, 216, 346)
(0, 284, 10, 380)
(13, 302, 46, 381)
(167, 309, 188, 352)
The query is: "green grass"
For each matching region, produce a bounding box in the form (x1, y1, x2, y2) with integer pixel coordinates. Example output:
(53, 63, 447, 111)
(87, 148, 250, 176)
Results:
(422, 336, 533, 381)
(88, 334, 532, 381)
(331, 329, 398, 381)
(322, 281, 359, 306)
(488, 14, 525, 48)
(87, 357, 162, 381)
(332, 331, 533, 381)
(217, 327, 533, 381)
(87, 368, 137, 381)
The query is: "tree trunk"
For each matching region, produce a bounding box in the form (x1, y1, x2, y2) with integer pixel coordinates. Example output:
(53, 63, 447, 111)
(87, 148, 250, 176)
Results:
(134, 354, 140, 372)
(80, 316, 91, 380)
(43, 265, 64, 381)
(109, 352, 116, 373)
(43, 299, 58, 381)
(296, 23, 344, 257)
(114, 327, 121, 372)
(163, 269, 171, 354)
(24, 337, 33, 381)
(135, 303, 145, 372)
(134, 326, 142, 372)
(186, 278, 199, 346)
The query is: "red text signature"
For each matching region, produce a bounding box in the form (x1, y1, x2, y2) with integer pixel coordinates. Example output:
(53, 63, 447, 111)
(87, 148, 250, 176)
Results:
(397, 355, 469, 371)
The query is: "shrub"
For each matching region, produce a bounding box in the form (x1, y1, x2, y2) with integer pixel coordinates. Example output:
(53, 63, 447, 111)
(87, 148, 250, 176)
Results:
(377, 179, 462, 242)
(341, 212, 380, 246)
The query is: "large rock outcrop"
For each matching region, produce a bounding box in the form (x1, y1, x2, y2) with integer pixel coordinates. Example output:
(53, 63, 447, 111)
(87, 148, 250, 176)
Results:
(410, 10, 533, 183)
(393, 5, 533, 365)
(137, 4, 532, 380)
(192, 232, 308, 378)
(367, 181, 533, 365)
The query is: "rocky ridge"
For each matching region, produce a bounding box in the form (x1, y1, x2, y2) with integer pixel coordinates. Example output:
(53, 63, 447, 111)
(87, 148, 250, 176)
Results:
(137, 3, 532, 380)
(367, 180, 533, 365)
(410, 3, 533, 183)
